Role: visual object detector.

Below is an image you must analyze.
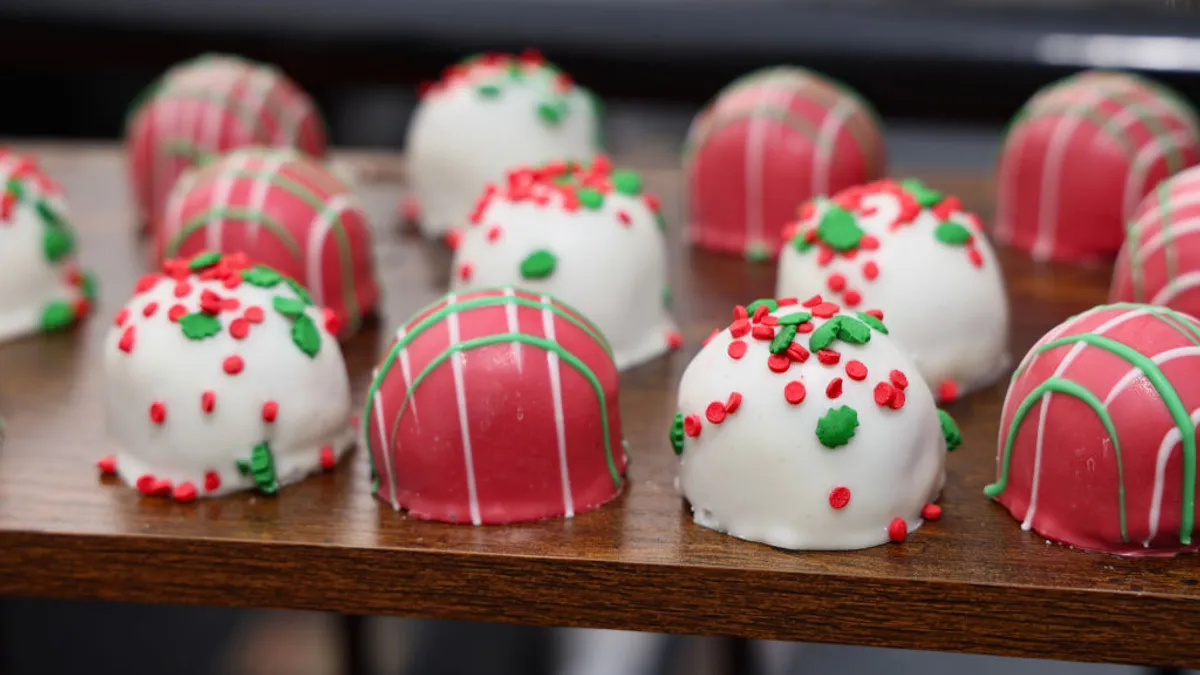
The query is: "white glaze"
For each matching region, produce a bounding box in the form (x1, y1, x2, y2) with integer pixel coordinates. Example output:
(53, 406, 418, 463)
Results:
(406, 61, 601, 237)
(776, 189, 1011, 398)
(676, 306, 947, 550)
(103, 265, 354, 497)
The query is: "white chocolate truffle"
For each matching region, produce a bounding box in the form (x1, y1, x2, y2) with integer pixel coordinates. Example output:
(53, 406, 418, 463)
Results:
(99, 252, 354, 501)
(776, 179, 1010, 403)
(672, 297, 958, 550)
(0, 150, 94, 342)
(406, 51, 602, 238)
(449, 158, 679, 370)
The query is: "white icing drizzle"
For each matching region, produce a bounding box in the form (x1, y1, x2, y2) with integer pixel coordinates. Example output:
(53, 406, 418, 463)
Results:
(445, 294, 482, 526)
(541, 294, 574, 518)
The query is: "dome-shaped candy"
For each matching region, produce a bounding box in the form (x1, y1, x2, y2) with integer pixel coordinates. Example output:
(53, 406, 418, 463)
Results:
(995, 70, 1200, 262)
(0, 149, 94, 342)
(98, 252, 353, 501)
(674, 297, 957, 550)
(126, 53, 326, 231)
(406, 51, 602, 238)
(684, 66, 885, 261)
(1112, 165, 1200, 313)
(154, 147, 379, 337)
(364, 287, 627, 525)
(989, 303, 1200, 555)
(776, 179, 1010, 403)
(449, 158, 678, 370)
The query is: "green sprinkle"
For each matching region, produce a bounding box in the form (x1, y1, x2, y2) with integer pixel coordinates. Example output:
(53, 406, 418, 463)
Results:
(43, 227, 73, 262)
(291, 314, 321, 358)
(577, 187, 604, 209)
(477, 83, 502, 98)
(188, 251, 222, 271)
(81, 271, 98, 301)
(745, 299, 779, 314)
(934, 221, 973, 245)
(809, 316, 843, 351)
(273, 296, 306, 318)
(778, 312, 812, 326)
(816, 405, 860, 449)
(835, 317, 872, 345)
(35, 201, 61, 228)
(670, 412, 685, 456)
(662, 285, 673, 308)
(856, 312, 889, 334)
(180, 312, 222, 340)
(939, 409, 962, 452)
(236, 459, 251, 476)
(793, 233, 815, 253)
(654, 212, 668, 233)
(611, 170, 643, 196)
(39, 301, 74, 332)
(537, 102, 563, 124)
(241, 265, 282, 288)
(770, 325, 798, 354)
(520, 249, 558, 279)
(285, 278, 313, 304)
(901, 178, 943, 207)
(249, 442, 279, 495)
(745, 243, 771, 262)
(816, 206, 864, 252)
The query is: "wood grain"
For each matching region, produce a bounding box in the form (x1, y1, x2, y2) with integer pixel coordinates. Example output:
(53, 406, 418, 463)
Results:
(1, 143, 1198, 669)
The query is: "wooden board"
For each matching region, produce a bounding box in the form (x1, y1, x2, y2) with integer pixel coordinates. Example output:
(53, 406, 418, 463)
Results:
(0, 144, 1196, 669)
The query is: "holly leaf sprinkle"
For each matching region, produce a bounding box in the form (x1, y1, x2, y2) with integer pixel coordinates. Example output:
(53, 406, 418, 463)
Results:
(39, 300, 74, 331)
(520, 249, 558, 279)
(249, 442, 279, 495)
(934, 221, 973, 245)
(537, 101, 563, 124)
(835, 316, 872, 345)
(477, 83, 501, 98)
(778, 312, 813, 326)
(189, 251, 222, 271)
(236, 459, 251, 476)
(939, 409, 962, 451)
(654, 212, 668, 233)
(809, 316, 843, 351)
(612, 170, 643, 196)
(745, 298, 779, 314)
(856, 312, 888, 334)
(770, 324, 798, 354)
(241, 265, 283, 288)
(180, 312, 222, 340)
(285, 278, 314, 304)
(36, 200, 62, 228)
(816, 405, 859, 448)
(792, 233, 816, 253)
(43, 227, 73, 262)
(292, 314, 322, 358)
(816, 206, 864, 252)
(670, 412, 685, 456)
(901, 178, 943, 208)
(577, 187, 604, 210)
(273, 295, 306, 318)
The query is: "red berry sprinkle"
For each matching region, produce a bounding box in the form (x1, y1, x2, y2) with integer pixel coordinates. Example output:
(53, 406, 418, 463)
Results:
(201, 390, 215, 413)
(222, 297, 240, 311)
(817, 247, 834, 266)
(784, 380, 807, 404)
(826, 273, 846, 292)
(96, 456, 117, 475)
(229, 318, 250, 340)
(323, 308, 342, 335)
(751, 324, 774, 340)
(173, 482, 197, 503)
(114, 308, 129, 327)
(785, 343, 809, 363)
(118, 326, 136, 353)
(796, 322, 814, 334)
(204, 471, 221, 493)
(812, 302, 840, 319)
(705, 401, 727, 424)
(888, 518, 908, 543)
(262, 401, 279, 422)
(922, 504, 943, 520)
(727, 340, 748, 359)
(777, 297, 799, 307)
(725, 392, 743, 413)
(168, 304, 187, 321)
(200, 289, 223, 314)
(733, 305, 749, 321)
(865, 308, 884, 320)
(874, 382, 896, 406)
(730, 319, 751, 338)
(173, 281, 192, 298)
(320, 446, 337, 471)
(752, 304, 770, 323)
(889, 388, 907, 410)
(149, 401, 166, 424)
(223, 274, 241, 289)
(862, 261, 879, 280)
(767, 354, 791, 373)
(223, 355, 245, 375)
(802, 295, 823, 308)
(244, 306, 265, 323)
(826, 377, 844, 399)
(445, 230, 462, 250)
(142, 302, 158, 317)
(760, 314, 778, 326)
(458, 263, 473, 281)
(817, 349, 841, 365)
(616, 210, 632, 226)
(150, 479, 172, 496)
(845, 360, 868, 381)
(135, 273, 161, 293)
(829, 486, 851, 510)
(683, 414, 702, 437)
(486, 225, 503, 242)
(843, 290, 862, 307)
(860, 234, 880, 250)
(136, 474, 157, 494)
(666, 331, 684, 349)
(967, 247, 984, 268)
(890, 370, 909, 390)
(937, 379, 960, 403)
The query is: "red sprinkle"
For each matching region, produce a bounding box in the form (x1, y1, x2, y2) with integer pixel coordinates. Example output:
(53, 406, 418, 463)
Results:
(817, 349, 841, 365)
(937, 379, 960, 403)
(777, 297, 799, 307)
(204, 471, 221, 493)
(320, 446, 336, 471)
(114, 308, 129, 327)
(796, 322, 815, 334)
(751, 324, 774, 340)
(323, 308, 342, 335)
(826, 273, 846, 292)
(725, 392, 743, 413)
(888, 518, 908, 542)
(967, 247, 984, 267)
(150, 479, 172, 496)
(874, 382, 895, 406)
(865, 308, 884, 320)
(666, 331, 684, 350)
(826, 377, 844, 399)
(767, 354, 791, 373)
(786, 343, 809, 363)
(142, 302, 158, 318)
(229, 318, 250, 340)
(802, 295, 824, 308)
(727, 340, 748, 360)
(149, 401, 166, 424)
(201, 390, 215, 413)
(134, 273, 161, 293)
(705, 401, 727, 424)
(760, 314, 779, 326)
(860, 234, 880, 250)
(173, 281, 192, 298)
(262, 401, 279, 422)
(445, 230, 462, 250)
(889, 388, 907, 410)
(163, 259, 190, 280)
(843, 290, 862, 307)
(222, 273, 242, 289)
(730, 319, 751, 338)
(862, 261, 880, 280)
(223, 355, 245, 375)
(173, 482, 197, 503)
(683, 414, 702, 437)
(168, 304, 187, 321)
(922, 503, 943, 520)
(845, 360, 867, 381)
(200, 289, 223, 314)
(136, 474, 157, 495)
(458, 263, 473, 282)
(244, 306, 265, 323)
(616, 210, 632, 226)
(829, 486, 851, 510)
(811, 302, 841, 319)
(817, 247, 834, 266)
(733, 305, 749, 321)
(486, 225, 503, 242)
(784, 380, 807, 404)
(96, 456, 117, 475)
(118, 326, 136, 353)
(222, 297, 240, 311)
(752, 304, 770, 322)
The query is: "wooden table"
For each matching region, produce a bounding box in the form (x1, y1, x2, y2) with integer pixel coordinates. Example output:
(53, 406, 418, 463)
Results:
(0, 143, 1196, 671)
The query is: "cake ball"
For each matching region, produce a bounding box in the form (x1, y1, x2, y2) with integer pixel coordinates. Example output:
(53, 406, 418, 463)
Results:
(684, 66, 885, 261)
(1112, 165, 1200, 313)
(364, 287, 627, 524)
(449, 158, 678, 370)
(98, 252, 353, 501)
(995, 70, 1200, 262)
(776, 179, 1009, 403)
(154, 147, 380, 337)
(406, 51, 603, 238)
(0, 149, 94, 342)
(989, 303, 1200, 556)
(673, 297, 959, 550)
(126, 53, 327, 231)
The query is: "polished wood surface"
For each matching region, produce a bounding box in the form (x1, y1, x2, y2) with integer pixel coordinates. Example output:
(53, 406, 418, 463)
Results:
(0, 144, 1196, 669)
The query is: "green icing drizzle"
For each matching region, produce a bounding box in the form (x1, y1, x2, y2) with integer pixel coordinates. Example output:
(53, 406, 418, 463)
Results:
(166, 207, 303, 259)
(938, 410, 962, 451)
